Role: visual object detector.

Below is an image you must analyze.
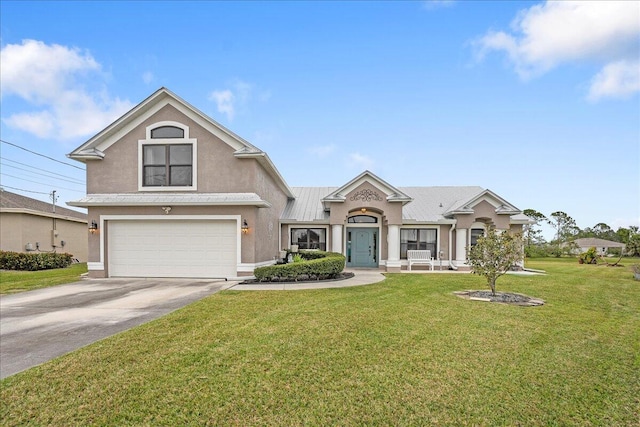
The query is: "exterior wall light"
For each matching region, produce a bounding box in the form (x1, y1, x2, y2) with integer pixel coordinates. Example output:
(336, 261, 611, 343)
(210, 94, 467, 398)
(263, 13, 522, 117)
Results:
(241, 219, 250, 234)
(360, 208, 367, 213)
(89, 220, 99, 234)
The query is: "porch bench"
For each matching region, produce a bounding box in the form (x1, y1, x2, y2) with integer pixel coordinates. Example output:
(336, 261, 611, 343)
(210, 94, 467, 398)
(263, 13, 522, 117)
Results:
(407, 250, 435, 271)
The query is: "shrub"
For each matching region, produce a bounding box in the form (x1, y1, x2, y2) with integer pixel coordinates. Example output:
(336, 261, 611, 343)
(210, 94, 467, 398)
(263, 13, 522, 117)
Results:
(0, 251, 74, 271)
(254, 251, 346, 282)
(578, 247, 598, 265)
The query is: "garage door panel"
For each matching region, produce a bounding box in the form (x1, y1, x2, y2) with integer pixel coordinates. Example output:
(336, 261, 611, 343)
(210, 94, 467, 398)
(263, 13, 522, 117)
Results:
(108, 220, 237, 278)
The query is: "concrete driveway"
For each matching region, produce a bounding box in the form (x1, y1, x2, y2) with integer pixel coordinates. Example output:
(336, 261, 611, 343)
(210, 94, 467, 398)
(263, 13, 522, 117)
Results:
(0, 278, 233, 379)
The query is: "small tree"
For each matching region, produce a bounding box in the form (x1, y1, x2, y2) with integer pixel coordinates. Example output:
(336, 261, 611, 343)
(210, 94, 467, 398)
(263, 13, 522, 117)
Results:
(468, 228, 523, 295)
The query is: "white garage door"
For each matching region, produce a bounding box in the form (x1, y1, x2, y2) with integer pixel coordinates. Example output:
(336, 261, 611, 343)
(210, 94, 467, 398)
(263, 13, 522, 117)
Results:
(108, 220, 237, 278)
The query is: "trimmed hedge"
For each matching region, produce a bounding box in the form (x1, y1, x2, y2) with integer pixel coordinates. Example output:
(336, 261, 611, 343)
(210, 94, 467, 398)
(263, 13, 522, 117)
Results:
(0, 251, 74, 271)
(254, 251, 346, 282)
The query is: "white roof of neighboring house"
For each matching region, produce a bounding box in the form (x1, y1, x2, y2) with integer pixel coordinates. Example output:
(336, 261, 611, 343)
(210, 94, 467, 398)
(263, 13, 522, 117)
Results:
(282, 186, 529, 223)
(572, 238, 625, 248)
(68, 193, 272, 208)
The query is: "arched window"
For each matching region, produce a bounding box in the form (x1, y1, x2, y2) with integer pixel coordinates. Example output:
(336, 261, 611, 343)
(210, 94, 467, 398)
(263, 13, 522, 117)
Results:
(347, 215, 378, 223)
(151, 126, 184, 139)
(139, 122, 197, 190)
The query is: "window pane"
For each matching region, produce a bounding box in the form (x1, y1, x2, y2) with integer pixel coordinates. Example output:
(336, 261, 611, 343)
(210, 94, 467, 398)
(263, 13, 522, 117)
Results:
(169, 145, 192, 165)
(144, 145, 166, 165)
(470, 228, 484, 247)
(170, 166, 192, 186)
(144, 166, 166, 186)
(401, 229, 437, 259)
(151, 126, 184, 139)
(348, 215, 377, 223)
(291, 229, 308, 248)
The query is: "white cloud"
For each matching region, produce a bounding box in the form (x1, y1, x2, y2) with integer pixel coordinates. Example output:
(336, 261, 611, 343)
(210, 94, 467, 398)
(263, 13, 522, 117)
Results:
(142, 71, 154, 85)
(209, 89, 235, 121)
(349, 152, 375, 171)
(208, 79, 257, 121)
(0, 39, 133, 140)
(474, 1, 640, 99)
(588, 60, 640, 101)
(309, 144, 336, 159)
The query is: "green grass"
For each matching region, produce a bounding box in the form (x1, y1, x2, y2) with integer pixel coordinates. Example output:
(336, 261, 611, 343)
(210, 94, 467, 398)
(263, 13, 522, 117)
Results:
(1, 259, 639, 425)
(0, 263, 87, 294)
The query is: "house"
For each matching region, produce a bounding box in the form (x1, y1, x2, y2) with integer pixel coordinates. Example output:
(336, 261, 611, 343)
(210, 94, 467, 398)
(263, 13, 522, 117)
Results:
(0, 190, 88, 262)
(570, 238, 625, 256)
(68, 88, 530, 279)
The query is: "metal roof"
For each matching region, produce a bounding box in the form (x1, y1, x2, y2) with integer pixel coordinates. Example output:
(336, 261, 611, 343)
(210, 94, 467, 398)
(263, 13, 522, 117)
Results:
(68, 193, 271, 208)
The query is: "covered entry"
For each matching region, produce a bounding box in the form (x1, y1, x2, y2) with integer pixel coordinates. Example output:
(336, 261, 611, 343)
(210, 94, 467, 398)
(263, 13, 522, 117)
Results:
(346, 227, 378, 268)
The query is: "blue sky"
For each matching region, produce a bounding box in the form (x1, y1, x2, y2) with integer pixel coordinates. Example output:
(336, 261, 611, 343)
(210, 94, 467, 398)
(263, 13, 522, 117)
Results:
(1, 1, 638, 239)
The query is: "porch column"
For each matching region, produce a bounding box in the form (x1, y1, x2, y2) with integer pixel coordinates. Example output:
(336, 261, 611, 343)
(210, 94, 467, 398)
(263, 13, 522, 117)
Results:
(455, 228, 468, 263)
(331, 224, 343, 253)
(387, 224, 401, 272)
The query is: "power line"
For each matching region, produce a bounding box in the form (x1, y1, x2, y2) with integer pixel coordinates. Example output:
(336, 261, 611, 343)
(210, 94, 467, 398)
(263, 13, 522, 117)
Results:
(1, 162, 85, 185)
(1, 173, 86, 193)
(0, 157, 85, 183)
(0, 185, 50, 195)
(0, 139, 85, 170)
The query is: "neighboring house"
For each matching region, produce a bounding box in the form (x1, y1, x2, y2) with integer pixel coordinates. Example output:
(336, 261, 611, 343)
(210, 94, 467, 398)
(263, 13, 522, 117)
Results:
(0, 190, 88, 262)
(570, 238, 625, 255)
(68, 88, 530, 279)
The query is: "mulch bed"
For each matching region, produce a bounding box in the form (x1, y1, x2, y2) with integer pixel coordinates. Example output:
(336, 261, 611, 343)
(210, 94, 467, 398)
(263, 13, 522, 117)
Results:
(454, 290, 544, 306)
(239, 272, 355, 285)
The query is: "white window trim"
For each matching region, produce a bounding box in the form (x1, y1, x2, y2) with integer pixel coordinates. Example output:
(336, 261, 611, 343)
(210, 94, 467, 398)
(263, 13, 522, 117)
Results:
(399, 225, 440, 260)
(138, 121, 197, 191)
(287, 225, 329, 251)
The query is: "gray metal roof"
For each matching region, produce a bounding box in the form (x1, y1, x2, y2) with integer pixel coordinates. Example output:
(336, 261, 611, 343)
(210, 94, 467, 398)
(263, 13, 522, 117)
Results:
(281, 187, 336, 222)
(400, 186, 484, 222)
(282, 186, 492, 223)
(68, 193, 271, 208)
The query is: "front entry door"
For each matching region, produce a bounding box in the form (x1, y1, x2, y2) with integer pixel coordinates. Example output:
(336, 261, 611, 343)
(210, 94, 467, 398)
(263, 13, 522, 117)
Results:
(347, 228, 378, 268)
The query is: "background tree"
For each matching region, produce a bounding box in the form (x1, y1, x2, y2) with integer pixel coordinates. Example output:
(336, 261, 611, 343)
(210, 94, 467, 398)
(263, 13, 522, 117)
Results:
(523, 209, 547, 256)
(548, 211, 579, 243)
(468, 228, 523, 295)
(626, 227, 640, 257)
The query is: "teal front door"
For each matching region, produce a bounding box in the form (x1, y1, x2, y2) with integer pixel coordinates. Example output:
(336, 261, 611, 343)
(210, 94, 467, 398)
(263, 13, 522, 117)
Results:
(347, 228, 378, 268)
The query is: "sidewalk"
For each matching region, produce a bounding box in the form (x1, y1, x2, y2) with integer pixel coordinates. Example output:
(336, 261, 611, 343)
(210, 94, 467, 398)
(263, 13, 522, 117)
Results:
(229, 269, 386, 291)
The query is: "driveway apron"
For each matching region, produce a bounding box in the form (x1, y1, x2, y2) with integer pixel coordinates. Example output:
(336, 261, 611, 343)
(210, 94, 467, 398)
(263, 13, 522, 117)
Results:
(0, 278, 232, 379)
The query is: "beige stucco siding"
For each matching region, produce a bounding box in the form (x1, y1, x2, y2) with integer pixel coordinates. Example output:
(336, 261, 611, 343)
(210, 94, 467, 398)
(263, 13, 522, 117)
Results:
(0, 213, 87, 262)
(454, 200, 511, 230)
(87, 104, 261, 195)
(254, 165, 289, 263)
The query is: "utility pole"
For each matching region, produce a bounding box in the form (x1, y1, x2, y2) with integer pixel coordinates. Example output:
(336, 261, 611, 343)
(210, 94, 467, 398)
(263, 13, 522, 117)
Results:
(50, 190, 58, 213)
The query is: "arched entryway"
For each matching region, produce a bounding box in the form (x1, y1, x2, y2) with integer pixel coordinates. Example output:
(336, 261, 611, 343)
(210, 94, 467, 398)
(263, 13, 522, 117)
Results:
(346, 213, 379, 268)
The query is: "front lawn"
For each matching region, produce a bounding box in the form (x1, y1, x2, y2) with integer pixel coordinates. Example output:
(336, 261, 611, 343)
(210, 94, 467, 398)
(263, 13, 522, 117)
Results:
(0, 263, 87, 294)
(1, 259, 638, 425)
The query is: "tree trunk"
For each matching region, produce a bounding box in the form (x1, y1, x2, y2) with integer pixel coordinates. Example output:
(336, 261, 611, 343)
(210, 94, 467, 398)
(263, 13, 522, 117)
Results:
(489, 278, 496, 295)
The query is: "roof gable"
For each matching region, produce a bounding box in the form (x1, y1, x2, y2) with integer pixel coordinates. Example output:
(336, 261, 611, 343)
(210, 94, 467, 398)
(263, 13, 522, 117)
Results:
(67, 87, 294, 198)
(321, 171, 412, 205)
(68, 87, 260, 158)
(444, 189, 521, 216)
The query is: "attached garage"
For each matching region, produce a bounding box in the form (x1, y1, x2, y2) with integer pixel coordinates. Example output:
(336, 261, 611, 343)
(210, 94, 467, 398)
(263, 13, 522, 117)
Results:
(108, 219, 237, 278)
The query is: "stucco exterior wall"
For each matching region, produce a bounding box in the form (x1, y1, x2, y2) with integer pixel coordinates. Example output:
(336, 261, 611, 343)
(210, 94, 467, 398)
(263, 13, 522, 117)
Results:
(328, 183, 404, 226)
(254, 164, 290, 263)
(87, 104, 260, 195)
(0, 213, 88, 262)
(455, 200, 511, 230)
